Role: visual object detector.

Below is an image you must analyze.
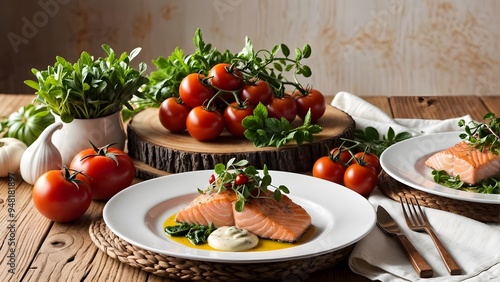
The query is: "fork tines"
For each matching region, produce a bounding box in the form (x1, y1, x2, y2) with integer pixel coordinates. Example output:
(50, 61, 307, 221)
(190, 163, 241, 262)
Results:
(400, 196, 427, 227)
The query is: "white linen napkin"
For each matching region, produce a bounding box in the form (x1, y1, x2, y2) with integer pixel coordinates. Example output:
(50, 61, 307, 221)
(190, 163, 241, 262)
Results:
(330, 91, 474, 136)
(349, 188, 500, 282)
(331, 91, 500, 281)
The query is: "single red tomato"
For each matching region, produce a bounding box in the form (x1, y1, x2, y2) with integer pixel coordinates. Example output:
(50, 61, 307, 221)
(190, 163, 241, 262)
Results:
(293, 89, 326, 121)
(224, 101, 254, 137)
(266, 94, 297, 123)
(330, 146, 353, 165)
(312, 156, 346, 184)
(70, 144, 136, 200)
(343, 163, 378, 197)
(186, 106, 225, 141)
(208, 63, 244, 91)
(354, 152, 381, 173)
(158, 97, 191, 133)
(239, 80, 273, 107)
(235, 173, 248, 185)
(179, 73, 215, 109)
(32, 167, 92, 222)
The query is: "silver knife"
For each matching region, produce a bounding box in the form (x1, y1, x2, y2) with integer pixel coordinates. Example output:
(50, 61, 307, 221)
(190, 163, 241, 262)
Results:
(376, 205, 433, 278)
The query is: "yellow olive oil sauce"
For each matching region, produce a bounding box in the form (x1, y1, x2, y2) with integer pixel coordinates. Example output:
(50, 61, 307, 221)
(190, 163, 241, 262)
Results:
(163, 213, 316, 252)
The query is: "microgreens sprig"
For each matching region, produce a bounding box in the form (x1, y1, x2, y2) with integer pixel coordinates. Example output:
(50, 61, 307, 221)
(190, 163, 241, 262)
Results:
(199, 158, 290, 212)
(432, 170, 500, 194)
(458, 112, 500, 154)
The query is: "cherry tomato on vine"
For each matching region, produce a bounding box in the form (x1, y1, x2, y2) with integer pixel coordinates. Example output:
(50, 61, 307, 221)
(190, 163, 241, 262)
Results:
(266, 94, 297, 123)
(235, 173, 248, 185)
(70, 144, 136, 200)
(186, 106, 225, 141)
(158, 97, 191, 133)
(179, 73, 215, 109)
(224, 101, 254, 137)
(330, 146, 353, 164)
(209, 174, 216, 184)
(354, 152, 381, 173)
(293, 89, 326, 121)
(343, 162, 378, 197)
(32, 167, 91, 222)
(239, 80, 273, 107)
(208, 63, 244, 91)
(312, 156, 346, 184)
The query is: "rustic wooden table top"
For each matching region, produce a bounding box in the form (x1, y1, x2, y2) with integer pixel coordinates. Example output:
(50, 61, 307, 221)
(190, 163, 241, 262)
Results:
(1, 94, 499, 282)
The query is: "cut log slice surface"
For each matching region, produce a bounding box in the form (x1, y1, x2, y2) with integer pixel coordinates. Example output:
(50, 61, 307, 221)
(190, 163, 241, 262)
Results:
(128, 106, 354, 178)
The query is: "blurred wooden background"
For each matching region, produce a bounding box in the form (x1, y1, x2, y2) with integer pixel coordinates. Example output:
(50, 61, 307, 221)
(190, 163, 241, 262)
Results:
(1, 0, 499, 96)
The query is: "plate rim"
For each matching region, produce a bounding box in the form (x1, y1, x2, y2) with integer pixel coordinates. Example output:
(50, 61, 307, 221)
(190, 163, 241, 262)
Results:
(380, 131, 500, 204)
(103, 170, 376, 263)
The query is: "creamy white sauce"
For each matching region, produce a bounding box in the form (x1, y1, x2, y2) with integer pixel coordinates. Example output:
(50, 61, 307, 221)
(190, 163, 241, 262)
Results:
(207, 226, 259, 251)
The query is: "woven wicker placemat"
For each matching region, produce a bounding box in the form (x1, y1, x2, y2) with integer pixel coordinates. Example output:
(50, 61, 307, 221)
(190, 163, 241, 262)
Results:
(378, 172, 500, 223)
(89, 219, 354, 281)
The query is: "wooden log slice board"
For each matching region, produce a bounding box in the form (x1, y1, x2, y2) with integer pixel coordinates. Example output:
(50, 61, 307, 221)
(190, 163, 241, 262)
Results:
(127, 105, 355, 179)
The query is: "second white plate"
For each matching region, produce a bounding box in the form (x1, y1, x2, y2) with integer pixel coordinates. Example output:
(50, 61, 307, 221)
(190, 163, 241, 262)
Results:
(380, 131, 500, 204)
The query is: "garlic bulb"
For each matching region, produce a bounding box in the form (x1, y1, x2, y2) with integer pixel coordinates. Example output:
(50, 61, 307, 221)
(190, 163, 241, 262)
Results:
(0, 137, 27, 177)
(20, 122, 63, 185)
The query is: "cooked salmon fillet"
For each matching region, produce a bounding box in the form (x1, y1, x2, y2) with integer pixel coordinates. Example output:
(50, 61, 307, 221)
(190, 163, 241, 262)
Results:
(175, 190, 311, 242)
(175, 190, 235, 227)
(425, 141, 500, 185)
(233, 192, 312, 242)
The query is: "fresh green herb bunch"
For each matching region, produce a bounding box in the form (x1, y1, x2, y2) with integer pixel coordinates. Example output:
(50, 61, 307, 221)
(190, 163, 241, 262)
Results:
(458, 112, 500, 154)
(200, 158, 290, 212)
(24, 44, 149, 123)
(242, 103, 323, 148)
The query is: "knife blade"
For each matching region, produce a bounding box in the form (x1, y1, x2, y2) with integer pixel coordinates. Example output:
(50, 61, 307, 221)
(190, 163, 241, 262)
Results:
(376, 205, 433, 278)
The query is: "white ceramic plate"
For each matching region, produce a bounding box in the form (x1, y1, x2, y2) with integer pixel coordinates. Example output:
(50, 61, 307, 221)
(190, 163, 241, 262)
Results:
(103, 170, 376, 263)
(380, 131, 500, 204)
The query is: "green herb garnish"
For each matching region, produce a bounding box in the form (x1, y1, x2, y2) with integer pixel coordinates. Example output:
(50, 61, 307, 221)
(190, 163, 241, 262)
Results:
(242, 103, 323, 148)
(354, 126, 412, 157)
(200, 158, 290, 212)
(432, 170, 500, 194)
(458, 112, 500, 155)
(24, 44, 148, 123)
(164, 222, 215, 245)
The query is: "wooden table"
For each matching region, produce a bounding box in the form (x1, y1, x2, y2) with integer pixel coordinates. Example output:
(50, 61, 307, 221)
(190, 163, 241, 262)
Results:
(1, 94, 499, 282)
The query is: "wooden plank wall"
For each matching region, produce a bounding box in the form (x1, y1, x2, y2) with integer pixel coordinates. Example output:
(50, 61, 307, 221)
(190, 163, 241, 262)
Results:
(1, 0, 500, 96)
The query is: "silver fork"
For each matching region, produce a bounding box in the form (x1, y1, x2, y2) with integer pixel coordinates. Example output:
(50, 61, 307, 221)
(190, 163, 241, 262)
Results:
(400, 196, 462, 275)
